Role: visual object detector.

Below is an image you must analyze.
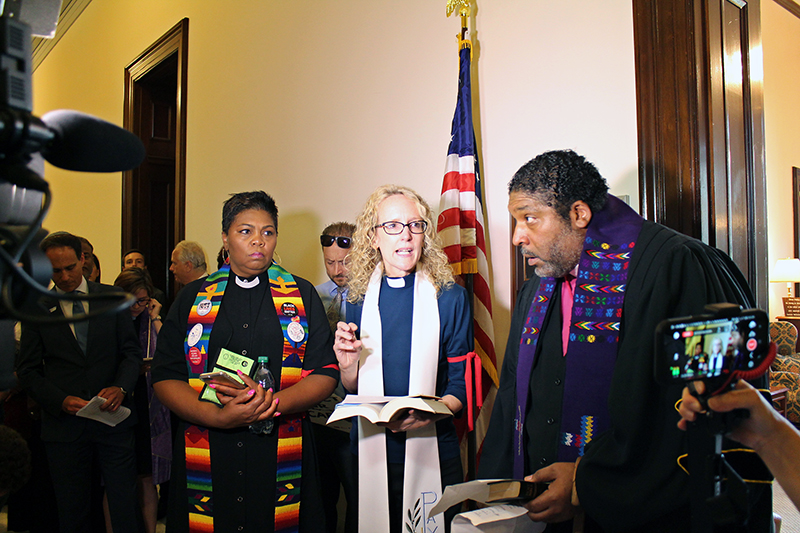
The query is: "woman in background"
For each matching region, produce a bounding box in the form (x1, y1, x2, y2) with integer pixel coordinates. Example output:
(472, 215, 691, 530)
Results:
(113, 267, 170, 533)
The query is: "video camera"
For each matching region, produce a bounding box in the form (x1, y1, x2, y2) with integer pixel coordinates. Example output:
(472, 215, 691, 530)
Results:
(0, 5, 145, 390)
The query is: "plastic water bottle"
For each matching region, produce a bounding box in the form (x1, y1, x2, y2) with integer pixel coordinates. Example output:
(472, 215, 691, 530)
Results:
(249, 356, 275, 435)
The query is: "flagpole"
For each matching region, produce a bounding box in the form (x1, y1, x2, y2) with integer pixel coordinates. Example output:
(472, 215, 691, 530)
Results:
(458, 4, 478, 483)
(446, 0, 478, 485)
(464, 275, 477, 486)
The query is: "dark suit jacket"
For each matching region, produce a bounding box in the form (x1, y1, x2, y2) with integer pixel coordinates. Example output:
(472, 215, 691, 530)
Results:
(16, 281, 141, 442)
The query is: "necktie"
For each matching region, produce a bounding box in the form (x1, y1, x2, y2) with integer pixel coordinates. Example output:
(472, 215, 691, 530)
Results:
(327, 287, 345, 332)
(561, 273, 575, 357)
(72, 293, 88, 353)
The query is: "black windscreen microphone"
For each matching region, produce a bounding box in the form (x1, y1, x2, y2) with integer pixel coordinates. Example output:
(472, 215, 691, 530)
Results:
(41, 109, 146, 172)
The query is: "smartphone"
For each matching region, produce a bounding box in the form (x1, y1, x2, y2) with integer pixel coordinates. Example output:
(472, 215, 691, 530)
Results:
(199, 371, 247, 389)
(655, 308, 769, 384)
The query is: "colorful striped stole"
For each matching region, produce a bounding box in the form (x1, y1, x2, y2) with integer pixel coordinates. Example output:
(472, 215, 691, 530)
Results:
(184, 265, 229, 533)
(182, 263, 309, 533)
(269, 263, 308, 533)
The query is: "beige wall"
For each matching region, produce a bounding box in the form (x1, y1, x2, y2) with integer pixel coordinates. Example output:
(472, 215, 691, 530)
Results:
(763, 0, 800, 319)
(33, 1, 639, 360)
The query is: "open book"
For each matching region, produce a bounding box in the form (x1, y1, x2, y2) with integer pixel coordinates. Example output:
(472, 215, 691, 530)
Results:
(326, 394, 452, 425)
(430, 479, 547, 517)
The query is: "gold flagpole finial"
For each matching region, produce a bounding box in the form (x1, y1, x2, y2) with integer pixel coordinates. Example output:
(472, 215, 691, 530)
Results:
(446, 0, 471, 19)
(446, 0, 472, 49)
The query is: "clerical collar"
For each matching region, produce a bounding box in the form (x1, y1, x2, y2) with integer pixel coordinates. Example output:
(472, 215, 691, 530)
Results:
(235, 275, 260, 289)
(385, 272, 415, 289)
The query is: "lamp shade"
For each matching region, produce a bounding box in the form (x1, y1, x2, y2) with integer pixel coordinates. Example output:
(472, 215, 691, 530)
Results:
(771, 258, 800, 283)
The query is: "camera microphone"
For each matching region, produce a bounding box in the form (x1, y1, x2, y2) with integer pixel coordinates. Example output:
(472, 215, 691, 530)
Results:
(0, 108, 145, 226)
(40, 109, 146, 173)
(0, 107, 145, 177)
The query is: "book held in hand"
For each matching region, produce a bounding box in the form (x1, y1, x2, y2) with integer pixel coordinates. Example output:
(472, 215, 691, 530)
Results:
(429, 479, 547, 517)
(482, 479, 544, 503)
(326, 394, 453, 425)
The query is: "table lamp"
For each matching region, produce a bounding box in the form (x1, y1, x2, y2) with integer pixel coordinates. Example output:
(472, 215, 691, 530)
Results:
(771, 258, 800, 316)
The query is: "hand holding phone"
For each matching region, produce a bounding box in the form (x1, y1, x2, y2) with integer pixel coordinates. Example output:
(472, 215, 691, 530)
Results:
(199, 371, 247, 390)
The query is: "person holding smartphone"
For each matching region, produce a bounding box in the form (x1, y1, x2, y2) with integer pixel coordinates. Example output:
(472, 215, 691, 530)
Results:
(678, 379, 800, 512)
(113, 267, 169, 533)
(151, 191, 338, 533)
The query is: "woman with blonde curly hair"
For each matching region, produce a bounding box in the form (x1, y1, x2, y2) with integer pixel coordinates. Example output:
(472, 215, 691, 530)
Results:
(334, 184, 472, 533)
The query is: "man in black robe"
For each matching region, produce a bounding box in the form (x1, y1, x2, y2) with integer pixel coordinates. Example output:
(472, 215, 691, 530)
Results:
(479, 150, 771, 532)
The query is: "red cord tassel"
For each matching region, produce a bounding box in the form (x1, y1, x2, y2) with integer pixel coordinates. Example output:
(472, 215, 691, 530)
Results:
(448, 351, 482, 431)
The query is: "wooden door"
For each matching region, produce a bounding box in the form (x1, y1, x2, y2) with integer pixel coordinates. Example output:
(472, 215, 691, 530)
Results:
(633, 0, 768, 309)
(122, 19, 188, 300)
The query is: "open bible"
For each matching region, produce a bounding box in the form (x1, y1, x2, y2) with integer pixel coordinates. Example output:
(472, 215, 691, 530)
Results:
(326, 394, 452, 425)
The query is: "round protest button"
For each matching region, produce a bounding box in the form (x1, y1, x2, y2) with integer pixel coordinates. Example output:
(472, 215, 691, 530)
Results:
(188, 346, 203, 366)
(197, 299, 213, 317)
(287, 321, 306, 343)
(188, 323, 203, 347)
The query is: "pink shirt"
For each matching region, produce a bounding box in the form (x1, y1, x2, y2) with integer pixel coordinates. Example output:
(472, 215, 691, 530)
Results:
(561, 266, 578, 356)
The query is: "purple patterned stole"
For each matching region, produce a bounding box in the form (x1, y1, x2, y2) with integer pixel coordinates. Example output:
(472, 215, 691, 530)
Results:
(513, 195, 643, 477)
(137, 315, 172, 485)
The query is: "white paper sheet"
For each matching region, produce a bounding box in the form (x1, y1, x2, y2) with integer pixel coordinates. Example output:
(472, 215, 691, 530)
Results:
(452, 505, 545, 533)
(76, 396, 131, 427)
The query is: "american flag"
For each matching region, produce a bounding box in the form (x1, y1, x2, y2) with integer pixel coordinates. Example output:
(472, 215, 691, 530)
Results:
(437, 43, 498, 466)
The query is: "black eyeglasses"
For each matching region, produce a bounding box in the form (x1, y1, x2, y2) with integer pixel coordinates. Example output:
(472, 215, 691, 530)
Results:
(373, 220, 428, 235)
(320, 235, 351, 248)
(133, 297, 151, 307)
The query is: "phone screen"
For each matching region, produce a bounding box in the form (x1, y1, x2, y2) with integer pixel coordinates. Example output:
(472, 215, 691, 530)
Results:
(657, 310, 768, 382)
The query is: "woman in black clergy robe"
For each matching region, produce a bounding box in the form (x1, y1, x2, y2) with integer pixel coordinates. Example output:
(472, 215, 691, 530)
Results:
(152, 191, 338, 533)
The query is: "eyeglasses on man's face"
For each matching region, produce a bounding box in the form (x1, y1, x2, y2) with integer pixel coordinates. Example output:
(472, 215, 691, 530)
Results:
(320, 235, 351, 248)
(373, 220, 428, 235)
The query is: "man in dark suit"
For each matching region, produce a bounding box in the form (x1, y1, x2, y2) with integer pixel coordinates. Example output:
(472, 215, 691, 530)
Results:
(17, 232, 142, 533)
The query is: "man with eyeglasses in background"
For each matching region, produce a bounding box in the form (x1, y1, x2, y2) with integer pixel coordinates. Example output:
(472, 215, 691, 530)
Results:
(312, 221, 357, 533)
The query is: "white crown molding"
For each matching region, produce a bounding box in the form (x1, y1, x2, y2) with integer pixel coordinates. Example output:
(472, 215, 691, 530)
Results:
(31, 0, 92, 71)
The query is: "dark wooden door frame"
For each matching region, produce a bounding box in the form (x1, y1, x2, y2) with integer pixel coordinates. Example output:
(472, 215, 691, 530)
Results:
(122, 18, 189, 261)
(633, 0, 768, 310)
